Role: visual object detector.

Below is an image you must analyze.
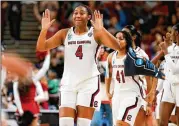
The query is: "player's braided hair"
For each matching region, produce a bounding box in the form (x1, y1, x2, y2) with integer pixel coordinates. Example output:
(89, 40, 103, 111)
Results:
(124, 25, 142, 47)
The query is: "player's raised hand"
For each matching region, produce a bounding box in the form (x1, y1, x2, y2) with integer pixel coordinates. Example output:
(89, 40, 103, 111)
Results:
(41, 9, 55, 30)
(159, 42, 168, 55)
(90, 10, 103, 31)
(163, 32, 171, 45)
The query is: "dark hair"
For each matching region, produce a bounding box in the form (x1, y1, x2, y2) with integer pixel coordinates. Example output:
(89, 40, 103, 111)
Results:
(135, 31, 142, 47)
(17, 111, 34, 126)
(18, 78, 32, 95)
(124, 25, 137, 36)
(74, 4, 93, 26)
(173, 23, 179, 32)
(114, 31, 133, 51)
(124, 25, 142, 47)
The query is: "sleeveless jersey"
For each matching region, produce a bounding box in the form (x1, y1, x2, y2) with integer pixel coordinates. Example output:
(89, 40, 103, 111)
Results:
(167, 43, 176, 53)
(111, 51, 142, 96)
(61, 27, 100, 86)
(164, 44, 179, 76)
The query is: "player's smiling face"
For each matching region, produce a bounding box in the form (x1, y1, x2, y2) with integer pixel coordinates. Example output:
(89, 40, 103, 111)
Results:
(73, 6, 90, 27)
(116, 32, 127, 50)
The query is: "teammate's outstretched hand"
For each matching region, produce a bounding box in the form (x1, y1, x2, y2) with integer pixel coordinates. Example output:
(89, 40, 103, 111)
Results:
(163, 32, 171, 45)
(159, 42, 168, 55)
(41, 9, 55, 30)
(90, 10, 103, 31)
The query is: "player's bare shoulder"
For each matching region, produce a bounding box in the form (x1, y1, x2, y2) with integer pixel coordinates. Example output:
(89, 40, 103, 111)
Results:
(55, 28, 70, 45)
(59, 28, 70, 40)
(108, 51, 115, 64)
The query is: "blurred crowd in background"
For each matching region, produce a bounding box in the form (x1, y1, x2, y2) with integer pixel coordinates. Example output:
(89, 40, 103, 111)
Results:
(1, 1, 179, 125)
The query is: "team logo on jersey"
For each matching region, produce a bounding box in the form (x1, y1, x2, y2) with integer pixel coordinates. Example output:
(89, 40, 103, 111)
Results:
(94, 101, 98, 107)
(88, 32, 92, 37)
(68, 33, 72, 40)
(113, 60, 115, 65)
(127, 115, 132, 121)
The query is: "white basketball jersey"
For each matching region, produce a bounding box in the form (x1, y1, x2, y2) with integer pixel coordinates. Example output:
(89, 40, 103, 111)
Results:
(164, 44, 179, 76)
(111, 51, 143, 96)
(135, 46, 149, 60)
(167, 43, 176, 53)
(156, 60, 166, 92)
(61, 27, 100, 86)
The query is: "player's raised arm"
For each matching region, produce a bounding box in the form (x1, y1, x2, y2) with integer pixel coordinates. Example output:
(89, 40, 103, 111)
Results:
(91, 10, 120, 50)
(151, 33, 171, 65)
(36, 9, 67, 51)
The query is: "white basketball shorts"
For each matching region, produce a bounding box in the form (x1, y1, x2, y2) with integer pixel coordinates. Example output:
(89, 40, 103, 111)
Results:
(112, 91, 142, 126)
(60, 75, 101, 110)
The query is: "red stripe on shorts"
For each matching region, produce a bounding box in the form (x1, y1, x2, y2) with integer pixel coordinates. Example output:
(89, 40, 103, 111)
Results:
(122, 97, 138, 121)
(90, 76, 100, 107)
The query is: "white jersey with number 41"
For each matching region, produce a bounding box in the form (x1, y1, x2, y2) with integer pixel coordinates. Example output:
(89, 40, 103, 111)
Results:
(111, 51, 142, 96)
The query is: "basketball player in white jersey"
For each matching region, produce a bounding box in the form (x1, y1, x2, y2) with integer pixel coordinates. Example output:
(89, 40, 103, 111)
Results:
(155, 60, 177, 126)
(159, 23, 179, 126)
(122, 25, 149, 60)
(155, 60, 165, 124)
(106, 30, 145, 126)
(122, 25, 152, 125)
(36, 5, 121, 126)
(154, 34, 178, 126)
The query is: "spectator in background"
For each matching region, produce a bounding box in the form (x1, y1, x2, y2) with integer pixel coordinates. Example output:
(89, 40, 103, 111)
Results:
(150, 32, 163, 59)
(33, 1, 59, 23)
(7, 1, 22, 41)
(167, 14, 179, 32)
(34, 51, 51, 110)
(1, 1, 8, 43)
(176, 6, 179, 21)
(50, 46, 64, 79)
(33, 1, 60, 32)
(151, 15, 167, 35)
(47, 70, 60, 110)
(114, 2, 127, 31)
(1, 73, 16, 110)
(152, 1, 169, 16)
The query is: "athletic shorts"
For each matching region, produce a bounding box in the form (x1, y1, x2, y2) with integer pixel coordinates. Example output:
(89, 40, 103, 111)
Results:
(60, 75, 101, 110)
(162, 80, 179, 107)
(112, 91, 142, 126)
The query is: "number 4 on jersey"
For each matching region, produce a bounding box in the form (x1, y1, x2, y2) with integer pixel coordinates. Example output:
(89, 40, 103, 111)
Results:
(75, 45, 83, 59)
